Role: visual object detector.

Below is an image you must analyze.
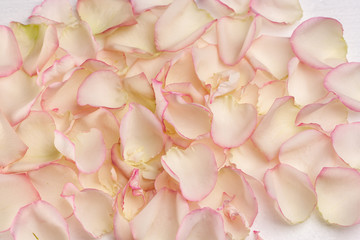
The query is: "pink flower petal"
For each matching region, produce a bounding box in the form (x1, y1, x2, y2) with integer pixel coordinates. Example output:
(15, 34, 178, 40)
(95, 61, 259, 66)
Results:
(77, 70, 127, 108)
(251, 0, 302, 24)
(199, 167, 258, 227)
(331, 123, 360, 169)
(257, 80, 286, 115)
(130, 0, 172, 14)
(218, 0, 249, 14)
(155, 0, 214, 51)
(217, 16, 256, 65)
(130, 189, 189, 240)
(161, 143, 217, 201)
(195, 0, 233, 19)
(28, 163, 80, 218)
(176, 208, 226, 240)
(210, 95, 257, 148)
(246, 35, 295, 80)
(279, 129, 347, 182)
(296, 99, 348, 132)
(0, 26, 22, 77)
(264, 164, 316, 224)
(41, 55, 76, 85)
(120, 103, 164, 164)
(287, 57, 328, 106)
(0, 112, 28, 167)
(252, 97, 303, 160)
(324, 62, 360, 111)
(11, 22, 58, 76)
(0, 174, 39, 232)
(290, 17, 347, 69)
(77, 0, 135, 34)
(62, 184, 114, 238)
(7, 111, 61, 172)
(10, 201, 69, 240)
(316, 167, 360, 226)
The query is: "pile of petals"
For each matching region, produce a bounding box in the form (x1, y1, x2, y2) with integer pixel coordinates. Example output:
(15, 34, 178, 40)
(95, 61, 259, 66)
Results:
(1, 0, 360, 239)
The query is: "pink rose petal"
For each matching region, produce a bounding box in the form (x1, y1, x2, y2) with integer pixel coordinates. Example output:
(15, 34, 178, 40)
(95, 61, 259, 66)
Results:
(0, 26, 22, 77)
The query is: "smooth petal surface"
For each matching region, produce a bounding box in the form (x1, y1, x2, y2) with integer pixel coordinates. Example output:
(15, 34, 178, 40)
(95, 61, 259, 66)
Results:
(210, 95, 257, 148)
(195, 0, 233, 19)
(0, 112, 28, 167)
(120, 103, 164, 164)
(161, 144, 217, 201)
(77, 70, 127, 108)
(219, 0, 249, 14)
(30, 0, 78, 24)
(77, 0, 135, 34)
(130, 0, 172, 13)
(332, 123, 360, 169)
(0, 26, 22, 77)
(324, 62, 360, 111)
(264, 164, 316, 224)
(290, 17, 347, 69)
(316, 167, 360, 226)
(246, 35, 294, 80)
(251, 0, 302, 23)
(0, 174, 39, 232)
(10, 201, 69, 240)
(217, 16, 255, 65)
(252, 97, 303, 160)
(176, 208, 226, 240)
(155, 0, 213, 51)
(130, 189, 189, 240)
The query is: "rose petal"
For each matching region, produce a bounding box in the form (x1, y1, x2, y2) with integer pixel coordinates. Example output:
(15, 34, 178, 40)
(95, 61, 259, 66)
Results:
(130, 0, 172, 13)
(195, 0, 233, 19)
(0, 26, 22, 77)
(0, 174, 39, 232)
(176, 208, 226, 240)
(324, 62, 360, 111)
(218, 0, 249, 14)
(120, 103, 164, 165)
(41, 55, 76, 85)
(161, 144, 217, 201)
(217, 16, 256, 65)
(252, 97, 303, 160)
(10, 201, 69, 240)
(251, 0, 302, 24)
(290, 17, 347, 69)
(155, 0, 213, 51)
(257, 80, 286, 115)
(287, 57, 328, 106)
(246, 35, 295, 80)
(264, 164, 317, 224)
(210, 95, 257, 148)
(130, 189, 189, 240)
(77, 0, 135, 34)
(316, 167, 360, 226)
(77, 70, 128, 108)
(331, 123, 360, 169)
(0, 112, 28, 167)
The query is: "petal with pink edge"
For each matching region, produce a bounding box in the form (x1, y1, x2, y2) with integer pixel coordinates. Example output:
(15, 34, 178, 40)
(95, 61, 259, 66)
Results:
(10, 201, 69, 240)
(219, 0, 249, 14)
(324, 62, 360, 111)
(332, 123, 360, 169)
(77, 0, 135, 34)
(252, 97, 303, 160)
(120, 103, 164, 165)
(290, 17, 347, 69)
(264, 164, 316, 224)
(0, 174, 39, 232)
(0, 112, 28, 167)
(131, 0, 172, 13)
(316, 167, 360, 226)
(246, 35, 294, 80)
(287, 57, 328, 106)
(0, 26, 22, 77)
(161, 144, 217, 201)
(210, 95, 257, 148)
(176, 208, 226, 240)
(130, 189, 189, 240)
(279, 129, 347, 182)
(62, 184, 114, 238)
(251, 0, 302, 24)
(195, 0, 233, 19)
(77, 70, 128, 108)
(296, 99, 348, 133)
(155, 0, 213, 51)
(217, 16, 256, 65)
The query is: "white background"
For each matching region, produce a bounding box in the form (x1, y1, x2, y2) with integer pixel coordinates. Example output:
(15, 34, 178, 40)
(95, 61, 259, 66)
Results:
(0, 0, 359, 239)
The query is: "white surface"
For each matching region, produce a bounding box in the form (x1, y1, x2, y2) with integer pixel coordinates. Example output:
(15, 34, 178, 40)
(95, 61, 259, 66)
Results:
(0, 0, 360, 240)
